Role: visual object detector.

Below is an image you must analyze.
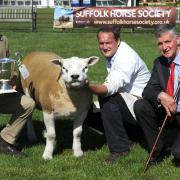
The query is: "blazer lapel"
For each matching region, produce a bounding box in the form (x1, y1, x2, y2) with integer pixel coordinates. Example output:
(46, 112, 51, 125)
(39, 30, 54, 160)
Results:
(158, 57, 170, 90)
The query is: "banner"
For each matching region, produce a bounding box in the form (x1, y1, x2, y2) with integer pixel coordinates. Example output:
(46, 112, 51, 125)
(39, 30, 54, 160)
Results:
(53, 6, 176, 29)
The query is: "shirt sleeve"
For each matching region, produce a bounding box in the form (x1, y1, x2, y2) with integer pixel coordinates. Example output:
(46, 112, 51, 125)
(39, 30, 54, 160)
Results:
(104, 56, 137, 96)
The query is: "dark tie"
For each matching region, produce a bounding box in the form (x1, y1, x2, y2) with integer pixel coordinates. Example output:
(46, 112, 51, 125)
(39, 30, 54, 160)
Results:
(166, 62, 175, 96)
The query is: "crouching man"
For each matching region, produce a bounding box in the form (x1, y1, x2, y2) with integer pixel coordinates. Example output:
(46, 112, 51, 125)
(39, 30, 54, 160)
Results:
(0, 76, 35, 157)
(134, 24, 180, 167)
(87, 26, 150, 164)
(0, 36, 35, 157)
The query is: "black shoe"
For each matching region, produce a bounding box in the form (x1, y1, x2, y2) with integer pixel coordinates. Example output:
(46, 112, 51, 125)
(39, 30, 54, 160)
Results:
(0, 138, 26, 158)
(105, 151, 129, 164)
(148, 145, 171, 167)
(172, 158, 180, 167)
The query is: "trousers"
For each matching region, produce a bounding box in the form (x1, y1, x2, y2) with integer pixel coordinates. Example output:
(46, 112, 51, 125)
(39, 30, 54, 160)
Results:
(99, 93, 139, 153)
(0, 92, 35, 145)
(134, 99, 180, 159)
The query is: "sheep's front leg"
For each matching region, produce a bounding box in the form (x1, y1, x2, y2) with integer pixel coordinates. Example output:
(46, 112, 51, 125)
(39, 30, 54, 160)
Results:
(42, 111, 55, 160)
(73, 111, 88, 157)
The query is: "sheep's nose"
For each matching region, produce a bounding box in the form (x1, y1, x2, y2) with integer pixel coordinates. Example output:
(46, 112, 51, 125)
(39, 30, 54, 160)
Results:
(71, 74, 79, 79)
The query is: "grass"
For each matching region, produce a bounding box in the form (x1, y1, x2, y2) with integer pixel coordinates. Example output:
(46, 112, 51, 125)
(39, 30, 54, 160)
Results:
(0, 8, 180, 180)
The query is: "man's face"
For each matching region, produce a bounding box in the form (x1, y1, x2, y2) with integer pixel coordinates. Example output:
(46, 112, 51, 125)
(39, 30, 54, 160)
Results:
(98, 32, 120, 58)
(156, 31, 179, 59)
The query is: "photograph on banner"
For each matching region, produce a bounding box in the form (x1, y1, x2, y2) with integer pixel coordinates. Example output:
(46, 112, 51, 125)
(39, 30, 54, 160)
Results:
(53, 6, 73, 28)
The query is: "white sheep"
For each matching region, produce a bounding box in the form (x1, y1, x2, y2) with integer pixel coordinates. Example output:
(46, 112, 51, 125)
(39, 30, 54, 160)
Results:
(20, 51, 99, 160)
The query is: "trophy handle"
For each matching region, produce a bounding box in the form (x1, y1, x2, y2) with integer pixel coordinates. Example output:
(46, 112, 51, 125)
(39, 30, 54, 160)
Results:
(15, 52, 23, 66)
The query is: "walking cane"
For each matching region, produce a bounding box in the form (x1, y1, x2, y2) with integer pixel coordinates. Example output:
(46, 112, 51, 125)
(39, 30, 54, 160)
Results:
(144, 78, 180, 172)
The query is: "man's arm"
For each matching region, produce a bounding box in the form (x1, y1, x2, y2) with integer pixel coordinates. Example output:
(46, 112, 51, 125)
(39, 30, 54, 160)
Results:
(143, 59, 163, 107)
(2, 36, 10, 57)
(143, 58, 177, 116)
(88, 83, 108, 96)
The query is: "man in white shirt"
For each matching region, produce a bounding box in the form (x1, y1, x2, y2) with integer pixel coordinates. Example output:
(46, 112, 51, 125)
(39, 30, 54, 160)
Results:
(88, 26, 150, 164)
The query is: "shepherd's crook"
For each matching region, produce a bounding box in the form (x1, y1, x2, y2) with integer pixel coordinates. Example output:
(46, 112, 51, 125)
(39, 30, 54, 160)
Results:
(144, 78, 180, 172)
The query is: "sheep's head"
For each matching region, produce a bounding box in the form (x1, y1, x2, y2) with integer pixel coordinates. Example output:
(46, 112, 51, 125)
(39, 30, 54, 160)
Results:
(51, 56, 99, 88)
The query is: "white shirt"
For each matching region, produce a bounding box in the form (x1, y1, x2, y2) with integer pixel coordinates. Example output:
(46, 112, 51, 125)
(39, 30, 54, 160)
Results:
(104, 41, 150, 97)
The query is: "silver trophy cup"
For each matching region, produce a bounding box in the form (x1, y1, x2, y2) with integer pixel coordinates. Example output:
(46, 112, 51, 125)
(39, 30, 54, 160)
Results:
(0, 58, 16, 93)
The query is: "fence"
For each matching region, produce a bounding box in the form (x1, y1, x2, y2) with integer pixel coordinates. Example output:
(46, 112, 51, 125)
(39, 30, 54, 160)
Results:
(0, 6, 37, 31)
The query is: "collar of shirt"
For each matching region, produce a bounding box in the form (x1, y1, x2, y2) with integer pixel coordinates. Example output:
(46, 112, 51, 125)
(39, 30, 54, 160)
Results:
(106, 52, 116, 68)
(106, 50, 116, 71)
(106, 42, 123, 69)
(174, 52, 180, 65)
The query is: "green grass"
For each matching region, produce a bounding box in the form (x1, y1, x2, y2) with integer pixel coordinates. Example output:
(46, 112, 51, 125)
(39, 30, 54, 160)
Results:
(0, 8, 180, 180)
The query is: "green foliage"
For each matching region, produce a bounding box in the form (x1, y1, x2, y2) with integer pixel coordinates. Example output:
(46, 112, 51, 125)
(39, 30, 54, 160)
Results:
(0, 8, 179, 180)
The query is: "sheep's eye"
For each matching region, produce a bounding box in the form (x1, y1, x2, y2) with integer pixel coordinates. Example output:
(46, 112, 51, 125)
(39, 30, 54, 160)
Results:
(83, 66, 88, 72)
(62, 67, 68, 73)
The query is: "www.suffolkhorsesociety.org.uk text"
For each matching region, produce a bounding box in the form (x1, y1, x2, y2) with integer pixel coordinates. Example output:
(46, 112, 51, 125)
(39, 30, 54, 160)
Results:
(73, 7, 176, 28)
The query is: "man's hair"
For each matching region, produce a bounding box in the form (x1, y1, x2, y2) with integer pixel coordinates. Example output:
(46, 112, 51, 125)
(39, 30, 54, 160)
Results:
(155, 24, 178, 38)
(97, 26, 120, 41)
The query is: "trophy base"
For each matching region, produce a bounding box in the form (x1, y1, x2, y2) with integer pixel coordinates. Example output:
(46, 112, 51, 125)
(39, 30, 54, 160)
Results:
(0, 81, 17, 94)
(0, 89, 17, 94)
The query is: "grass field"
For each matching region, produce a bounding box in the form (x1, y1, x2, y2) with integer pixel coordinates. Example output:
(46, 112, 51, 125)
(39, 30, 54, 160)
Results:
(0, 8, 180, 180)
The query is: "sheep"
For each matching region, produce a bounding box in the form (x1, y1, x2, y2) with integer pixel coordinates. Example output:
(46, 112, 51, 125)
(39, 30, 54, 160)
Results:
(20, 51, 99, 160)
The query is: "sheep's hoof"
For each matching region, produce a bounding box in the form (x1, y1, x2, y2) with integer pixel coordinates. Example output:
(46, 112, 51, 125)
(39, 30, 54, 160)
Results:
(74, 150, 83, 157)
(42, 153, 53, 160)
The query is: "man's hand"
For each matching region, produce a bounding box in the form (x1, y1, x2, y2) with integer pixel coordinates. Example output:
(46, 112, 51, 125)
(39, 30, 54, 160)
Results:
(158, 92, 177, 117)
(8, 75, 18, 90)
(87, 80, 108, 96)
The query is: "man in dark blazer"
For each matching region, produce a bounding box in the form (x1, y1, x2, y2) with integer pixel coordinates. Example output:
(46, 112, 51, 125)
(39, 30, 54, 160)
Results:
(134, 24, 180, 166)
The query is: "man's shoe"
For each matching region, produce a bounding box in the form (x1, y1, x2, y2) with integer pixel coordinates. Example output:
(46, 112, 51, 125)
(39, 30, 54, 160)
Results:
(0, 138, 26, 157)
(172, 158, 180, 167)
(105, 151, 129, 164)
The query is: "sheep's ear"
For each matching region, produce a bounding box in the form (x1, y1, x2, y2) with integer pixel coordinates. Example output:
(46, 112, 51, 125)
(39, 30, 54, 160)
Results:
(50, 59, 63, 67)
(86, 56, 99, 66)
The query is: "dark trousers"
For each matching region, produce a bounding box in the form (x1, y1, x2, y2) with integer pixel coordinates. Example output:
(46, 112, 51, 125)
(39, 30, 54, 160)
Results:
(98, 93, 138, 153)
(134, 99, 180, 159)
